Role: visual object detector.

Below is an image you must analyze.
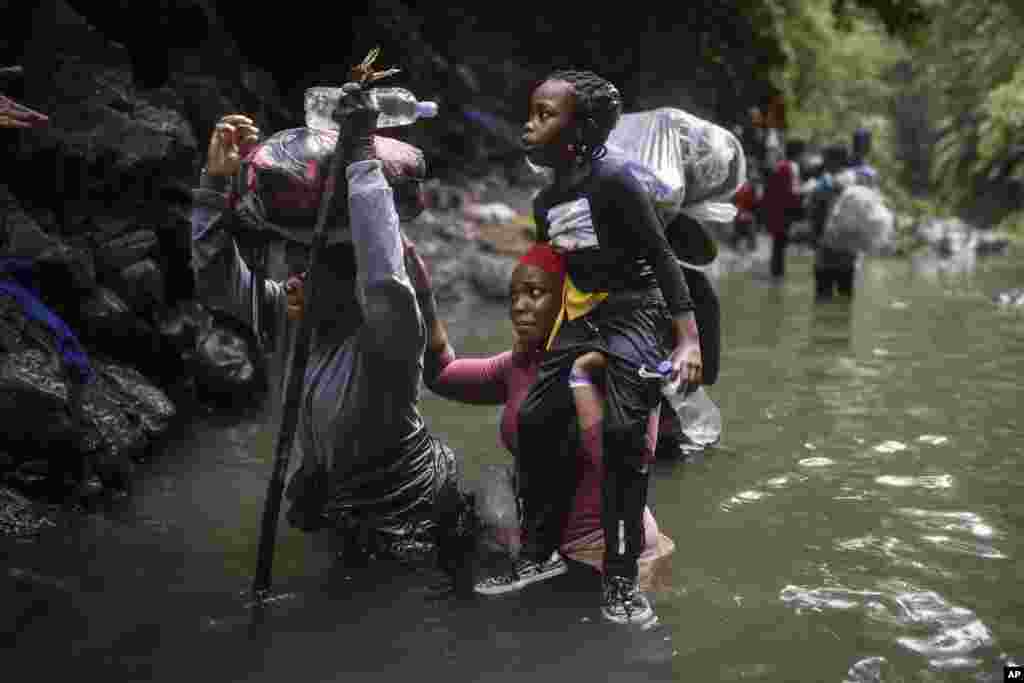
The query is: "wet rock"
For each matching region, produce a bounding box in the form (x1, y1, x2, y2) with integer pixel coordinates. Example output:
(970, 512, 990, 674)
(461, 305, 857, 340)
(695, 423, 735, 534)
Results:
(994, 288, 1024, 307)
(92, 358, 176, 441)
(6, 0, 294, 243)
(158, 299, 205, 356)
(74, 286, 184, 385)
(16, 459, 51, 477)
(77, 285, 137, 335)
(0, 485, 57, 537)
(975, 231, 1011, 256)
(32, 243, 98, 315)
(79, 366, 150, 477)
(116, 258, 166, 315)
(0, 186, 59, 259)
(437, 220, 476, 243)
(0, 349, 81, 453)
(94, 228, 161, 274)
(914, 217, 978, 257)
(843, 656, 888, 683)
(190, 306, 267, 407)
(474, 221, 534, 256)
(462, 202, 518, 224)
(430, 260, 463, 303)
(422, 181, 466, 211)
(466, 250, 516, 301)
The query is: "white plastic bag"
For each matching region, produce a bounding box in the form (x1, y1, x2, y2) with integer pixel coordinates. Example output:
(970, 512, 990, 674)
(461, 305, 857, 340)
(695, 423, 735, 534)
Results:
(472, 463, 521, 558)
(606, 107, 746, 228)
(823, 184, 894, 254)
(663, 386, 723, 448)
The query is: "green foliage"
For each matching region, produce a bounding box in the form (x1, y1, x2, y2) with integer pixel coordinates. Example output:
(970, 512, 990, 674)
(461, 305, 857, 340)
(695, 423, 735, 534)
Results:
(995, 211, 1024, 238)
(978, 63, 1024, 181)
(778, 0, 911, 188)
(833, 0, 932, 38)
(772, 0, 1022, 232)
(917, 0, 1024, 225)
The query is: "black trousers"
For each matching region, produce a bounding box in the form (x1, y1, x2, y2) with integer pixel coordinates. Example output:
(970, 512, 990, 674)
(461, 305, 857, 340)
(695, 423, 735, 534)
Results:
(814, 266, 855, 299)
(770, 231, 789, 278)
(814, 247, 856, 299)
(516, 292, 671, 581)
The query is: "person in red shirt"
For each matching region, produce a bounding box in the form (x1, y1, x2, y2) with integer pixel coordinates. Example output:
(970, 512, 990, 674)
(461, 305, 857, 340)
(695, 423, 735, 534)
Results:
(732, 180, 758, 252)
(763, 139, 806, 278)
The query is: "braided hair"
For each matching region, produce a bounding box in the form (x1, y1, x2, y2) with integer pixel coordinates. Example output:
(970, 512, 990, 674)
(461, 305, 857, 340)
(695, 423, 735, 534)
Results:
(545, 69, 623, 162)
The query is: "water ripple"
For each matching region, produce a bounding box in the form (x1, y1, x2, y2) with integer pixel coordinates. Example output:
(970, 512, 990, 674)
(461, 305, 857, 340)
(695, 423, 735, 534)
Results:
(896, 508, 1000, 540)
(764, 475, 807, 489)
(721, 490, 769, 511)
(834, 535, 953, 578)
(798, 457, 834, 467)
(875, 474, 954, 489)
(843, 656, 887, 683)
(780, 583, 997, 671)
(919, 535, 1007, 560)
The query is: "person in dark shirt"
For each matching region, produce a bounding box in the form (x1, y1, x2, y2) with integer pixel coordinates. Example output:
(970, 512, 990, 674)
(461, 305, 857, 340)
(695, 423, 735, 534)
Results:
(516, 70, 702, 625)
(810, 143, 858, 299)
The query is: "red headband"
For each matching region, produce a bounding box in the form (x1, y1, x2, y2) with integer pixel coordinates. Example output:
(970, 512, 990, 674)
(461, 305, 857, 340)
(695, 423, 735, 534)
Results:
(518, 242, 565, 276)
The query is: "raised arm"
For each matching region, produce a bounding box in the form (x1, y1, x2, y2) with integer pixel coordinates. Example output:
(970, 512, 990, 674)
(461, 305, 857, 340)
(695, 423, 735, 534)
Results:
(403, 237, 511, 405)
(190, 115, 288, 343)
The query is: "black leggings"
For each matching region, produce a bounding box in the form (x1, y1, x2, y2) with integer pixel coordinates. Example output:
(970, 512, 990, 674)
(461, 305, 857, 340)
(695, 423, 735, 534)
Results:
(516, 293, 670, 580)
(814, 266, 855, 299)
(770, 231, 789, 277)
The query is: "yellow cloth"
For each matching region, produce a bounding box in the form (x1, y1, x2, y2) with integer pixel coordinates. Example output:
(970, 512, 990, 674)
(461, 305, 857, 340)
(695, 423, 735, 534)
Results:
(544, 275, 609, 350)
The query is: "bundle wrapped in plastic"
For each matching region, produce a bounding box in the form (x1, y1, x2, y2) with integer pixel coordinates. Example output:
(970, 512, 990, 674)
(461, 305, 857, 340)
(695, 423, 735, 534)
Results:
(471, 463, 521, 559)
(606, 107, 747, 233)
(229, 127, 427, 247)
(822, 184, 894, 254)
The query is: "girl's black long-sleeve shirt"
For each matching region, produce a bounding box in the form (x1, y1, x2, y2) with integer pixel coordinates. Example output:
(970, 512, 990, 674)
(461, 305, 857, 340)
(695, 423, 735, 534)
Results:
(533, 156, 693, 316)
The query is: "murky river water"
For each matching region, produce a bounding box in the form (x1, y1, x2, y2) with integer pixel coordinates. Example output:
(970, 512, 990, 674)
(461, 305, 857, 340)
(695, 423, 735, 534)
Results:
(3, 244, 1023, 682)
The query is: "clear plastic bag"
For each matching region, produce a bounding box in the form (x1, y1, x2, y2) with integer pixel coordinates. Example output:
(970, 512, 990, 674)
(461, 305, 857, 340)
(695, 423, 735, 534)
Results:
(472, 463, 521, 558)
(606, 107, 746, 228)
(231, 128, 426, 247)
(663, 386, 722, 448)
(823, 184, 894, 254)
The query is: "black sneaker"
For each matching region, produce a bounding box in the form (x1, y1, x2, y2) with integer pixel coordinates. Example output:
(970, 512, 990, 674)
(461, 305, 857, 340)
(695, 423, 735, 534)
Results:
(473, 551, 568, 596)
(600, 575, 657, 626)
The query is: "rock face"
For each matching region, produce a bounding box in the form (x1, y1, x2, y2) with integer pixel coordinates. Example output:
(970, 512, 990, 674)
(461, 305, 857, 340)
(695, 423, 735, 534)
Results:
(0, 0, 544, 507)
(914, 217, 978, 257)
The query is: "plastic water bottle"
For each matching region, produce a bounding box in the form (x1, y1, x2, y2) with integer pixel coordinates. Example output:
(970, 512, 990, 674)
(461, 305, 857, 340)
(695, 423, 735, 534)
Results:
(653, 360, 685, 403)
(304, 86, 438, 132)
(367, 87, 439, 128)
(651, 360, 723, 447)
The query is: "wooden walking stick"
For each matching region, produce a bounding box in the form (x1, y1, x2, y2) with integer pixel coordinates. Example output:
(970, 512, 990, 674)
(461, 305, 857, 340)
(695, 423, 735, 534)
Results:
(250, 48, 399, 604)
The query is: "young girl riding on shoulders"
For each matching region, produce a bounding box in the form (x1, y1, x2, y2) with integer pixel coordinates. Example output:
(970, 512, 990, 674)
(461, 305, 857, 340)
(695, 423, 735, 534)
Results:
(517, 70, 702, 625)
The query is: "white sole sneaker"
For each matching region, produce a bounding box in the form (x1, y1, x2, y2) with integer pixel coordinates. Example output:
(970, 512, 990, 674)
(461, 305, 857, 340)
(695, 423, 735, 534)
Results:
(474, 552, 568, 596)
(601, 577, 658, 626)
(601, 606, 659, 627)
